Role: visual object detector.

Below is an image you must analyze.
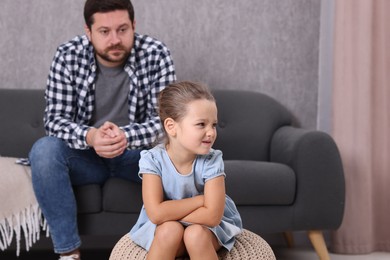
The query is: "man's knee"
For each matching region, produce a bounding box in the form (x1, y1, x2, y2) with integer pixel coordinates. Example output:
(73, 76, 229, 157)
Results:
(29, 136, 68, 175)
(30, 136, 66, 159)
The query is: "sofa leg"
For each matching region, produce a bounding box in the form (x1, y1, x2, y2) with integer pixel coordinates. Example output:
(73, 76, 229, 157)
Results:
(307, 230, 330, 260)
(283, 231, 294, 248)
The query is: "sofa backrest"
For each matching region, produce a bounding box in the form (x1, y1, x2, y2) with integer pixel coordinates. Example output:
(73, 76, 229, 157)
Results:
(212, 89, 292, 161)
(0, 88, 292, 161)
(0, 89, 45, 158)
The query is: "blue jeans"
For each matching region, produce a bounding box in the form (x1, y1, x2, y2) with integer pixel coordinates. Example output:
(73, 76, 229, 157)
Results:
(29, 136, 141, 254)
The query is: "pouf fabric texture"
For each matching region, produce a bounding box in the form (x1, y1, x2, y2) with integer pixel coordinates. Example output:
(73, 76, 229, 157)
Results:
(109, 229, 276, 260)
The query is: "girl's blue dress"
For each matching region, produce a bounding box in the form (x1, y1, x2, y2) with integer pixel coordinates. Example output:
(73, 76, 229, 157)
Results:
(129, 144, 242, 251)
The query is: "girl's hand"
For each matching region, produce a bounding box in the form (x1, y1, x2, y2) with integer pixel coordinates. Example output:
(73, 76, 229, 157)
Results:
(180, 176, 225, 227)
(194, 194, 205, 207)
(142, 174, 206, 225)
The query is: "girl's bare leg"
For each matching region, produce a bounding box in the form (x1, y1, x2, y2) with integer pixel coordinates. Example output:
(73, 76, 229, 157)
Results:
(147, 221, 185, 260)
(183, 224, 221, 260)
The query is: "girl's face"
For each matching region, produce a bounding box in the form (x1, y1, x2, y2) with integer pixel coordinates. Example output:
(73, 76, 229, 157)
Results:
(173, 99, 218, 156)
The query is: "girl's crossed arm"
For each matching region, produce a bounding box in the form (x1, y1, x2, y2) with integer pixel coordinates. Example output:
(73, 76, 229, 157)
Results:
(142, 173, 204, 225)
(181, 176, 225, 227)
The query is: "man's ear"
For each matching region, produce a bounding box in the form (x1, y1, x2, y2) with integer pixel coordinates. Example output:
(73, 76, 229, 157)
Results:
(164, 118, 176, 137)
(85, 25, 91, 41)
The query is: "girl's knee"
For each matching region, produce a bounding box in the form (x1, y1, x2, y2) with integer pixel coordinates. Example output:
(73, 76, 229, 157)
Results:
(184, 225, 220, 256)
(183, 225, 210, 246)
(154, 221, 184, 245)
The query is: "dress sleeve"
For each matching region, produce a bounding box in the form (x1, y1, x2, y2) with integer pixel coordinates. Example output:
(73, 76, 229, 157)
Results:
(138, 149, 162, 179)
(202, 149, 226, 182)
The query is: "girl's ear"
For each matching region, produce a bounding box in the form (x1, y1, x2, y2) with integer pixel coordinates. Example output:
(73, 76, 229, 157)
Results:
(164, 118, 176, 137)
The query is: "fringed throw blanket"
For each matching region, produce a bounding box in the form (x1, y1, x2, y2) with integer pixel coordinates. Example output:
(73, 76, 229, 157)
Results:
(0, 157, 48, 256)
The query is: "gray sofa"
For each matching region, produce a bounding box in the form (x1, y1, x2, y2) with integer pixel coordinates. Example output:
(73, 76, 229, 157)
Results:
(0, 88, 345, 258)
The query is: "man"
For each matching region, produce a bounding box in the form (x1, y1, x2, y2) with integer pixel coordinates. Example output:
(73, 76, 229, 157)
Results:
(29, 0, 176, 259)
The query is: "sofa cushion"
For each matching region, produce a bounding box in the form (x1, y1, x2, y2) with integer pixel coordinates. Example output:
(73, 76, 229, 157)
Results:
(102, 178, 143, 213)
(74, 184, 102, 214)
(100, 161, 295, 214)
(224, 160, 295, 206)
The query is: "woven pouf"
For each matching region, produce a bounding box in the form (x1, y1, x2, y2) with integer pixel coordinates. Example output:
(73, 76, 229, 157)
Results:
(109, 229, 276, 260)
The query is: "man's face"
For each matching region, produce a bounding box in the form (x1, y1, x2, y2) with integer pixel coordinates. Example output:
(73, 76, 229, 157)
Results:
(85, 10, 135, 67)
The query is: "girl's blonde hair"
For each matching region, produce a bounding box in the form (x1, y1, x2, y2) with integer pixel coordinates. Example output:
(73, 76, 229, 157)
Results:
(158, 81, 215, 142)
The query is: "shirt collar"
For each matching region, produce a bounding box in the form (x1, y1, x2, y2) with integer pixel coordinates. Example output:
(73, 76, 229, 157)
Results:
(125, 33, 139, 71)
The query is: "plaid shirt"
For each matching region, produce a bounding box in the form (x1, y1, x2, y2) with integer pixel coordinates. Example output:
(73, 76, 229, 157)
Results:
(44, 33, 176, 150)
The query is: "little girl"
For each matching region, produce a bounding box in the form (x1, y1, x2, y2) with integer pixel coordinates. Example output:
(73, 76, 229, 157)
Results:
(129, 81, 242, 259)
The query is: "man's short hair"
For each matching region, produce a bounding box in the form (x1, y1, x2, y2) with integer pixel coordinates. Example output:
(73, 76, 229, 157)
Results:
(84, 0, 135, 29)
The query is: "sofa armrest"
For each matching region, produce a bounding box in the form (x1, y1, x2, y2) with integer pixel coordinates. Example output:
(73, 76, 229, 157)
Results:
(270, 126, 345, 230)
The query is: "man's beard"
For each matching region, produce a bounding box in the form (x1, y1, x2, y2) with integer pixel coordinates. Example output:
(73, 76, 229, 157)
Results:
(96, 45, 131, 65)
